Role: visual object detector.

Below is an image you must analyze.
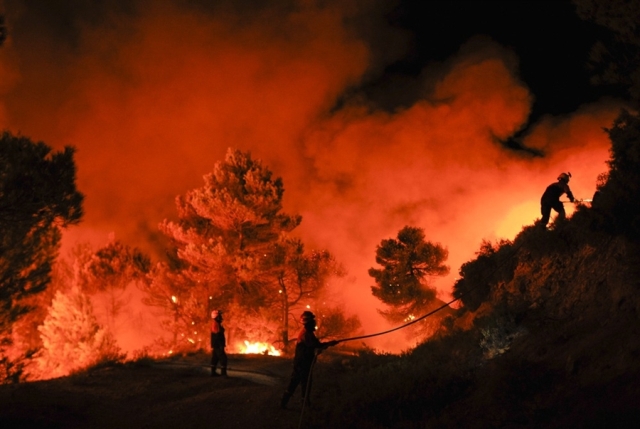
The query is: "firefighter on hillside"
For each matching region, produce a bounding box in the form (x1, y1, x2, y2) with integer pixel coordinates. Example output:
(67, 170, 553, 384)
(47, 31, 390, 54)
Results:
(210, 310, 228, 377)
(280, 311, 338, 409)
(540, 172, 575, 227)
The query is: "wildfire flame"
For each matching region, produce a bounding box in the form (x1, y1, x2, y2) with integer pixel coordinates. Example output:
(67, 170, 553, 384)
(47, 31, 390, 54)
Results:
(238, 340, 281, 356)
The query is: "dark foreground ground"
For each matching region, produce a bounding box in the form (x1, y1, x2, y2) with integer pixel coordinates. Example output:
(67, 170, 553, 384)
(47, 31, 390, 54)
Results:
(0, 353, 313, 429)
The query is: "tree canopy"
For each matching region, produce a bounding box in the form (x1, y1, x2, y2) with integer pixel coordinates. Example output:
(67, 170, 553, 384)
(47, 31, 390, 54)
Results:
(156, 148, 304, 350)
(0, 132, 83, 379)
(85, 239, 151, 293)
(574, 0, 640, 102)
(151, 148, 358, 352)
(591, 110, 640, 239)
(369, 226, 449, 321)
(160, 148, 301, 302)
(264, 236, 345, 348)
(31, 286, 121, 380)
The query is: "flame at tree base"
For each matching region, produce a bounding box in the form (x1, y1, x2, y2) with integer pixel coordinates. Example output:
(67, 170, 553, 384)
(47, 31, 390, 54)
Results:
(237, 340, 281, 356)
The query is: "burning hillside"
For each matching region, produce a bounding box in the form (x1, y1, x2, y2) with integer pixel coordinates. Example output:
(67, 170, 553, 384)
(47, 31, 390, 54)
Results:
(3, 1, 640, 426)
(0, 0, 627, 359)
(300, 111, 640, 428)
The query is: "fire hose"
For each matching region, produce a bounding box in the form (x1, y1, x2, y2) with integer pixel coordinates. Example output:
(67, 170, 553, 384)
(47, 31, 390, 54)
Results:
(294, 295, 467, 429)
(296, 298, 461, 428)
(562, 199, 592, 204)
(327, 194, 598, 347)
(296, 232, 542, 427)
(299, 351, 319, 429)
(331, 198, 594, 345)
(333, 294, 464, 345)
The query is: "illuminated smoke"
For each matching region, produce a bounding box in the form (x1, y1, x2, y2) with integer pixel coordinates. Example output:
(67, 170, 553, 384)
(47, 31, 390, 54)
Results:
(0, 0, 625, 352)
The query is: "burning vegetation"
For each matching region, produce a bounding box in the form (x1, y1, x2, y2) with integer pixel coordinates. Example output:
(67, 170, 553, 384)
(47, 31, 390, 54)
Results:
(3, 2, 640, 426)
(302, 110, 640, 428)
(2, 110, 640, 428)
(2, 105, 640, 387)
(0, 141, 363, 381)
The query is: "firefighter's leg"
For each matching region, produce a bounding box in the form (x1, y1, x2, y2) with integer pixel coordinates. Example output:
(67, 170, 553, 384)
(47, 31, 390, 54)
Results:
(281, 370, 301, 408)
(220, 349, 228, 376)
(552, 200, 566, 221)
(211, 348, 219, 376)
(540, 203, 552, 226)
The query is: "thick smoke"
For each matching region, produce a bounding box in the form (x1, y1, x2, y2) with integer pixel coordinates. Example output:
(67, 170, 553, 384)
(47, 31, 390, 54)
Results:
(0, 0, 624, 352)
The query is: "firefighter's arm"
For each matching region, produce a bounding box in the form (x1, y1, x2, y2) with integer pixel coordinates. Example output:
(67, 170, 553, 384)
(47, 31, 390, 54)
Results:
(566, 186, 575, 202)
(322, 340, 339, 348)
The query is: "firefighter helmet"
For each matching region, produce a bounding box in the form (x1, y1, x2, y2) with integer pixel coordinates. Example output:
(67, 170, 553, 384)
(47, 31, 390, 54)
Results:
(558, 172, 571, 182)
(211, 310, 222, 319)
(300, 311, 316, 325)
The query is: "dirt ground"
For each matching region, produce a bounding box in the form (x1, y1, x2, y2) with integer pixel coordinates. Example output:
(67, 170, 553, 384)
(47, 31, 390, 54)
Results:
(0, 353, 316, 429)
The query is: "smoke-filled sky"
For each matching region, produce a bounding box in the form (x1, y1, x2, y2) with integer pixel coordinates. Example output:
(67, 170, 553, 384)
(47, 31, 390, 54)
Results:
(0, 0, 628, 350)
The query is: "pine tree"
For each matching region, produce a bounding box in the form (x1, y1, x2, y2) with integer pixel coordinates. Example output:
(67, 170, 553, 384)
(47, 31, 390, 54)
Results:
(0, 132, 83, 382)
(264, 236, 345, 349)
(369, 226, 450, 325)
(152, 148, 358, 352)
(155, 148, 301, 351)
(574, 0, 640, 101)
(32, 287, 121, 380)
(84, 238, 151, 335)
(592, 110, 640, 239)
(86, 239, 151, 293)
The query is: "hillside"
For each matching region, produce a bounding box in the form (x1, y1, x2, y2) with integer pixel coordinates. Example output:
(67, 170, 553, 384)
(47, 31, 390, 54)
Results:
(289, 107, 640, 429)
(300, 221, 640, 428)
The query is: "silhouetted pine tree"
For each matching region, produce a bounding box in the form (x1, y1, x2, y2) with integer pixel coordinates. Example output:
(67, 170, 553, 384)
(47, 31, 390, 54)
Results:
(592, 110, 640, 239)
(369, 226, 450, 335)
(0, 132, 83, 382)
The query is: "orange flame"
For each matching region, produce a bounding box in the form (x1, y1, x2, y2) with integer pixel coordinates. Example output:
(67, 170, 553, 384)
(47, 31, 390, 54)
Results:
(237, 340, 281, 356)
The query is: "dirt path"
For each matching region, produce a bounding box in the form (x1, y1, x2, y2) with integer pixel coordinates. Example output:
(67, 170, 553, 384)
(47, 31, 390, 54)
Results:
(0, 354, 314, 429)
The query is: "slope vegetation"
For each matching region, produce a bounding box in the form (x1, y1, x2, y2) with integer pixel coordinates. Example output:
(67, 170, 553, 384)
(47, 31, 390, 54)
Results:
(307, 112, 640, 428)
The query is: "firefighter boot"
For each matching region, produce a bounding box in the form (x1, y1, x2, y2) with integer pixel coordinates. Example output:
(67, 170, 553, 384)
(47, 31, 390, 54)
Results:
(221, 367, 228, 377)
(280, 392, 291, 409)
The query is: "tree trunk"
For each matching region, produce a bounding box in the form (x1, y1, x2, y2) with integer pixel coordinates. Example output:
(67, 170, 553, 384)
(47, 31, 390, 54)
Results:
(279, 276, 290, 350)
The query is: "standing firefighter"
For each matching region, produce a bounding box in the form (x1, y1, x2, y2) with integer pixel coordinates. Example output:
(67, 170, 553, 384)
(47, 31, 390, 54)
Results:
(210, 310, 228, 377)
(280, 311, 338, 409)
(540, 172, 575, 227)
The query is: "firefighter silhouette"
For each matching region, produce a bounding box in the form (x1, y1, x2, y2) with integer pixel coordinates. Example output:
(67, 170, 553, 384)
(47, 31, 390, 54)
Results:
(210, 310, 227, 377)
(280, 311, 338, 409)
(540, 172, 575, 227)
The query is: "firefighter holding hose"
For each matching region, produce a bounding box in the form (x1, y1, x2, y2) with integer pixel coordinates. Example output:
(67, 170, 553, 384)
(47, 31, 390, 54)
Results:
(280, 311, 338, 409)
(539, 172, 575, 227)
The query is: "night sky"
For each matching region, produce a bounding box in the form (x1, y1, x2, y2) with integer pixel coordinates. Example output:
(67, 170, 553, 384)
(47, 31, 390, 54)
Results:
(0, 0, 628, 351)
(383, 1, 611, 110)
(357, 0, 626, 146)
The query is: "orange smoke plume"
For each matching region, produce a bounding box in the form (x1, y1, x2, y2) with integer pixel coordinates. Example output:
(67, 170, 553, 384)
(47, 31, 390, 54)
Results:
(0, 1, 625, 353)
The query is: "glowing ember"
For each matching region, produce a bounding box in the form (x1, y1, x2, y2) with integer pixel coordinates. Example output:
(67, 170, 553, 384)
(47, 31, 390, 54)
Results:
(238, 341, 281, 356)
